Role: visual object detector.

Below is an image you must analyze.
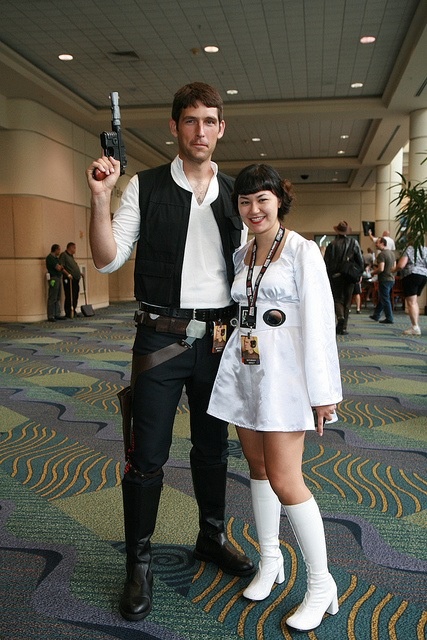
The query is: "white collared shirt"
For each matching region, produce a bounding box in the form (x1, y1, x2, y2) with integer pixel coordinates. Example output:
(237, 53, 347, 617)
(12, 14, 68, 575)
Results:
(99, 156, 246, 307)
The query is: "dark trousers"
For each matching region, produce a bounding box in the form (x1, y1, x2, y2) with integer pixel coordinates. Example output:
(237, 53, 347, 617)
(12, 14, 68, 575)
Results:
(47, 277, 62, 319)
(128, 324, 229, 484)
(372, 280, 394, 321)
(329, 275, 354, 329)
(63, 278, 80, 317)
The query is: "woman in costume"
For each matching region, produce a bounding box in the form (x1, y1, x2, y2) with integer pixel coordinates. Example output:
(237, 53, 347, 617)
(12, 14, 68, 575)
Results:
(208, 164, 342, 632)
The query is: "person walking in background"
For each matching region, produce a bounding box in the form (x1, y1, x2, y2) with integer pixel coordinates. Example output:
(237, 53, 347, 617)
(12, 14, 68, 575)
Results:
(396, 242, 427, 336)
(45, 244, 66, 322)
(86, 82, 254, 622)
(369, 237, 396, 324)
(352, 279, 362, 314)
(324, 221, 364, 335)
(60, 242, 81, 318)
(208, 164, 342, 632)
(368, 228, 396, 251)
(363, 247, 375, 271)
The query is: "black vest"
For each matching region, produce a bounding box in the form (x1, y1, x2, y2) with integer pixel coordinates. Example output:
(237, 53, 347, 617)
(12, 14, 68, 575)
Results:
(135, 163, 243, 306)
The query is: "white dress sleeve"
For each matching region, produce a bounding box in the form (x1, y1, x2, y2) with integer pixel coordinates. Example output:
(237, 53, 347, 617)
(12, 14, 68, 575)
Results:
(294, 240, 343, 406)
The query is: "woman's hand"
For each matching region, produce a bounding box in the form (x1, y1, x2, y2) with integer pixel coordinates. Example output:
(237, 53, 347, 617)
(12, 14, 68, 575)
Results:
(312, 404, 336, 436)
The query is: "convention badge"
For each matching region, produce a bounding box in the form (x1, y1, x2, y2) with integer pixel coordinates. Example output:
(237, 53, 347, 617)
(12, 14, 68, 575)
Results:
(212, 321, 227, 353)
(240, 306, 257, 329)
(241, 334, 260, 365)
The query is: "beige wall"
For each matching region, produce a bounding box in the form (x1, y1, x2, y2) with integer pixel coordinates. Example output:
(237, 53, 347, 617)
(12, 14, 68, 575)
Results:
(0, 97, 141, 322)
(288, 188, 376, 252)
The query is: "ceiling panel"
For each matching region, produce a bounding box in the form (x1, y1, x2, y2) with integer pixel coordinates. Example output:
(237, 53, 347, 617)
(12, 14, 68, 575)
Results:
(0, 0, 426, 185)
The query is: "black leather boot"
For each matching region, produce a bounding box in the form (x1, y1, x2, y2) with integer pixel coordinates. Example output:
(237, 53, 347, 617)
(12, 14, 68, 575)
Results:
(336, 317, 347, 335)
(120, 561, 153, 621)
(191, 463, 255, 577)
(119, 478, 162, 621)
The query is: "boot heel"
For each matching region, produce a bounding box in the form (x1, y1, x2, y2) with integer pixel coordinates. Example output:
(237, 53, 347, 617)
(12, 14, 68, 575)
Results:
(327, 592, 339, 615)
(243, 555, 284, 600)
(276, 563, 285, 584)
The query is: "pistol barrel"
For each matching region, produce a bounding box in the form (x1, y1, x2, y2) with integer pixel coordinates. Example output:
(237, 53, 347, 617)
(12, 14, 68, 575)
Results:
(109, 91, 121, 127)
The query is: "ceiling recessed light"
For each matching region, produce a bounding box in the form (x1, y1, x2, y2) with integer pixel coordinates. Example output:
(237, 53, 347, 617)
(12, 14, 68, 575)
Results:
(204, 45, 219, 53)
(340, 134, 349, 139)
(58, 53, 73, 61)
(165, 141, 174, 145)
(337, 150, 346, 155)
(226, 89, 238, 95)
(252, 137, 261, 142)
(351, 82, 363, 89)
(360, 36, 376, 44)
(260, 152, 267, 157)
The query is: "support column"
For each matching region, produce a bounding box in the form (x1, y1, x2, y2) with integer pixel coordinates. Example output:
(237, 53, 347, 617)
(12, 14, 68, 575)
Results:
(375, 149, 403, 241)
(408, 109, 427, 182)
(408, 109, 427, 315)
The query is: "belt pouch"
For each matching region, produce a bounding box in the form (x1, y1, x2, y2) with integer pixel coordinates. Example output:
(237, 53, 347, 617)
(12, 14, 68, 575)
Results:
(155, 316, 188, 335)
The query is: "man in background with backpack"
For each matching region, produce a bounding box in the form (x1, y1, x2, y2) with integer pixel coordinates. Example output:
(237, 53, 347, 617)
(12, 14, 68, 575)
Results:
(324, 220, 364, 335)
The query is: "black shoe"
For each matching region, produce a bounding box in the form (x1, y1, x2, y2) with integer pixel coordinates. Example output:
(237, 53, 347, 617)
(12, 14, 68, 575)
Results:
(194, 531, 255, 576)
(55, 316, 67, 320)
(336, 318, 348, 335)
(369, 315, 379, 321)
(119, 563, 153, 621)
(379, 319, 394, 324)
(336, 317, 345, 335)
(48, 318, 56, 322)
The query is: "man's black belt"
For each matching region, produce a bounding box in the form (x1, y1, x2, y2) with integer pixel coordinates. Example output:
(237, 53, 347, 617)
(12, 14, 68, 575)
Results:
(138, 302, 237, 322)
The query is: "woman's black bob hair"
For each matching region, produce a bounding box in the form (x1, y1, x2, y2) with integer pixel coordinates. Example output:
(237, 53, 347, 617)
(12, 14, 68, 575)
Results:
(232, 164, 294, 221)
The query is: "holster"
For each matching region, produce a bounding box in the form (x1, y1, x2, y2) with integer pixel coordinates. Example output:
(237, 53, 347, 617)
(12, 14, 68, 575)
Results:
(117, 341, 192, 458)
(117, 385, 133, 456)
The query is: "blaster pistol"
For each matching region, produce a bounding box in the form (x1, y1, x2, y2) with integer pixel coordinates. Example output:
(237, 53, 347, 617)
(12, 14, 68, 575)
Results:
(95, 91, 127, 180)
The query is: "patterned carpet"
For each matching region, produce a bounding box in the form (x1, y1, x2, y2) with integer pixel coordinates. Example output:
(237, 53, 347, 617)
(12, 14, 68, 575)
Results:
(0, 303, 426, 640)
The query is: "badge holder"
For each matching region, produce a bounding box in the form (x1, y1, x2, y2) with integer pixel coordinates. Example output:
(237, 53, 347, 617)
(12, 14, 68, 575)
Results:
(212, 321, 227, 353)
(240, 306, 257, 329)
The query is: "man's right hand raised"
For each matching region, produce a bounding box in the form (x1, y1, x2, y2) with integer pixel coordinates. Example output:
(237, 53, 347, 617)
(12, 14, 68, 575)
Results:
(86, 155, 121, 193)
(87, 155, 121, 269)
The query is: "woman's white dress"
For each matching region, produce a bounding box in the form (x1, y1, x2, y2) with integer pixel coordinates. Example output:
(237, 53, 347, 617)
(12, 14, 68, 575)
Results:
(207, 230, 342, 431)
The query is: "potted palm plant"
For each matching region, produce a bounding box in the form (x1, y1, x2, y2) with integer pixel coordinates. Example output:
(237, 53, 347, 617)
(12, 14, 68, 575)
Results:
(392, 155, 427, 259)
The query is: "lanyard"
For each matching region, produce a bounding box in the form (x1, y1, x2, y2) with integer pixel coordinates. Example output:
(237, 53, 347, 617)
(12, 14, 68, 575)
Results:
(245, 225, 284, 321)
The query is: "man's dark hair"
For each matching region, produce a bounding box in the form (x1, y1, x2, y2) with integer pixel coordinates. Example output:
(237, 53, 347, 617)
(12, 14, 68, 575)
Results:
(66, 242, 76, 250)
(51, 244, 60, 252)
(378, 237, 387, 247)
(171, 82, 223, 125)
